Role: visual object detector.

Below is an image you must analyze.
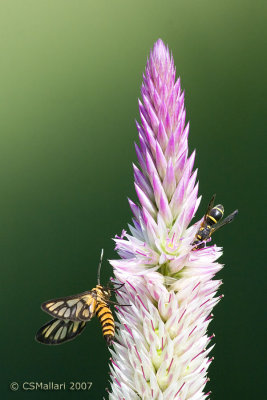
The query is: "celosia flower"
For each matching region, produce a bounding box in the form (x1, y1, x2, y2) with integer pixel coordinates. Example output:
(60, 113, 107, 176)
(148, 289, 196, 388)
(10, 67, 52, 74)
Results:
(108, 39, 224, 400)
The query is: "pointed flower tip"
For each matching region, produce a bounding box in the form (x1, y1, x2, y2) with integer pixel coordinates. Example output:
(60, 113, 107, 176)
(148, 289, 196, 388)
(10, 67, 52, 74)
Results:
(154, 38, 165, 51)
(152, 38, 170, 62)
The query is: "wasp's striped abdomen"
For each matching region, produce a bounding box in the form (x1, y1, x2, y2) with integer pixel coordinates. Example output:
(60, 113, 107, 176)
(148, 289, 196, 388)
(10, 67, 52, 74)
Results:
(96, 302, 115, 346)
(206, 204, 224, 225)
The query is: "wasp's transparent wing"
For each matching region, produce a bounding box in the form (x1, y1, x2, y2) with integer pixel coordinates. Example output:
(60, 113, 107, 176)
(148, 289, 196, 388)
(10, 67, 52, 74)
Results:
(35, 318, 86, 345)
(211, 209, 238, 234)
(41, 291, 97, 322)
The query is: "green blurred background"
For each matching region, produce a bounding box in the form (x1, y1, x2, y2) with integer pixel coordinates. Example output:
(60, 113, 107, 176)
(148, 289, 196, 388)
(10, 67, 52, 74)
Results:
(0, 1, 265, 399)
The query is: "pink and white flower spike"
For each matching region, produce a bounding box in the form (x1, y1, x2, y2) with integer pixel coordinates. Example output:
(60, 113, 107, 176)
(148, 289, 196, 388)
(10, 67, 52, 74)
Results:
(109, 39, 225, 400)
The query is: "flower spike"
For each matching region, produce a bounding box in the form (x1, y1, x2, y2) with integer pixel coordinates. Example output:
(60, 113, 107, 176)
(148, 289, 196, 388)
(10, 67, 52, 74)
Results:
(109, 39, 236, 400)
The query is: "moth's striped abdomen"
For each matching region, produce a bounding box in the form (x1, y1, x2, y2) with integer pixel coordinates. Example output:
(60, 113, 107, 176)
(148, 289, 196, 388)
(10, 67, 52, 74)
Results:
(96, 302, 115, 346)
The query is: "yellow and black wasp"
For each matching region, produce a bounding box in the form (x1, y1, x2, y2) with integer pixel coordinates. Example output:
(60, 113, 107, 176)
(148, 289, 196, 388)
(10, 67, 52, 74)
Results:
(35, 250, 125, 346)
(192, 194, 238, 250)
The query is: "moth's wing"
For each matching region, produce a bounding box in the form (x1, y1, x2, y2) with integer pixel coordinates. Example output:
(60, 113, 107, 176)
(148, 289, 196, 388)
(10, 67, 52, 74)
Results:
(204, 194, 216, 222)
(35, 318, 86, 345)
(211, 210, 238, 234)
(41, 291, 97, 321)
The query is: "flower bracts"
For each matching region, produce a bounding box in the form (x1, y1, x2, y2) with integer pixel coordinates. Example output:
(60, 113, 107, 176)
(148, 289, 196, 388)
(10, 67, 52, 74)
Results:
(109, 39, 223, 400)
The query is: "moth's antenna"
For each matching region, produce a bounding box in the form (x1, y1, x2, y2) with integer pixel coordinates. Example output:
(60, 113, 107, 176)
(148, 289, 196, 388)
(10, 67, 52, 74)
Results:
(97, 249, 104, 285)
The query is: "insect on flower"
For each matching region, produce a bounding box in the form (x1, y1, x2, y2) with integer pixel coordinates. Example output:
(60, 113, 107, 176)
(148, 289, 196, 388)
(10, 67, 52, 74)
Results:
(192, 194, 238, 250)
(35, 250, 126, 346)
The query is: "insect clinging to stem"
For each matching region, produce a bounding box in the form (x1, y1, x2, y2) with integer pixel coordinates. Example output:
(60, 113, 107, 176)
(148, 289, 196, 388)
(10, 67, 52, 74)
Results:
(192, 194, 238, 250)
(35, 249, 126, 346)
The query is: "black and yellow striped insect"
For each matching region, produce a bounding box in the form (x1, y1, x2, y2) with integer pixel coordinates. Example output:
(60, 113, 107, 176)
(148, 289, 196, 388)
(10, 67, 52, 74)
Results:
(192, 194, 238, 250)
(35, 250, 124, 346)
